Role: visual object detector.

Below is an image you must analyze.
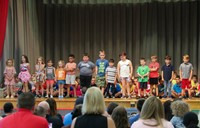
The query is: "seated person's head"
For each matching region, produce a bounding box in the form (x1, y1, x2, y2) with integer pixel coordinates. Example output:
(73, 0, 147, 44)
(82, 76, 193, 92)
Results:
(158, 77, 163, 85)
(171, 100, 190, 118)
(34, 106, 46, 118)
(107, 102, 119, 115)
(72, 104, 82, 120)
(111, 106, 129, 128)
(17, 92, 35, 110)
(46, 98, 57, 116)
(38, 101, 50, 115)
(82, 87, 105, 115)
(176, 75, 181, 84)
(3, 102, 14, 114)
(137, 98, 145, 113)
(91, 77, 96, 85)
(81, 87, 88, 95)
(183, 112, 199, 128)
(192, 75, 198, 83)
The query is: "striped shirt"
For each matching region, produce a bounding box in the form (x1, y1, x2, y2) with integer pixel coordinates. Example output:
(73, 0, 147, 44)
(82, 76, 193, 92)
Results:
(106, 66, 117, 83)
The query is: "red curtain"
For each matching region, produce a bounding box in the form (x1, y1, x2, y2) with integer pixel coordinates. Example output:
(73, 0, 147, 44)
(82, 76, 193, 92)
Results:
(0, 0, 9, 59)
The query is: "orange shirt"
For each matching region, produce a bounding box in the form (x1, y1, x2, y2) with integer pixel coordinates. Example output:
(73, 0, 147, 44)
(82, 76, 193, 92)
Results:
(56, 68, 66, 80)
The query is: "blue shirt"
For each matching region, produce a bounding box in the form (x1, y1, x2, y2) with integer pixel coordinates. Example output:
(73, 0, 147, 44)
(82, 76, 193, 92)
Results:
(96, 59, 109, 77)
(129, 114, 140, 126)
(161, 64, 174, 81)
(173, 84, 182, 94)
(63, 112, 73, 126)
(115, 84, 121, 93)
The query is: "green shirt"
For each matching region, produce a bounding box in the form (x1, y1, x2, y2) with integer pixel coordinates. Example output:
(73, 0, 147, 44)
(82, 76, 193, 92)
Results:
(137, 65, 150, 82)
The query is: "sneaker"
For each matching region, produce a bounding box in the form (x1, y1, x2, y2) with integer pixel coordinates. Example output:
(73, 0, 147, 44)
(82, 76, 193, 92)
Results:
(11, 95, 14, 98)
(58, 96, 61, 98)
(121, 95, 126, 99)
(45, 95, 49, 98)
(60, 95, 64, 98)
(50, 95, 53, 98)
(6, 95, 9, 98)
(65, 95, 70, 98)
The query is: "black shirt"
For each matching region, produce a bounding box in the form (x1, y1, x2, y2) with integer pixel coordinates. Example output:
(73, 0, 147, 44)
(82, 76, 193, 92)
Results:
(75, 114, 108, 128)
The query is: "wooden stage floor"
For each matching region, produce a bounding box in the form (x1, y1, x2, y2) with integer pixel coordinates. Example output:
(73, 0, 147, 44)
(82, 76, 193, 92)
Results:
(0, 98, 200, 110)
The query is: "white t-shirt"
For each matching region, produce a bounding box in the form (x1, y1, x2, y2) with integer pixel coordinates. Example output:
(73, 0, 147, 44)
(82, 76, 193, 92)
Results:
(118, 59, 131, 78)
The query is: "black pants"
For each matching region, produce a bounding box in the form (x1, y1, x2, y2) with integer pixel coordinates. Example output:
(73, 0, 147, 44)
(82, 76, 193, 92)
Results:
(80, 75, 92, 88)
(104, 83, 116, 97)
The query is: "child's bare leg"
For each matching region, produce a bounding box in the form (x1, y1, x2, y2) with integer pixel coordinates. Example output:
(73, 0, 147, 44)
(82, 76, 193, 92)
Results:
(144, 89, 147, 96)
(46, 84, 49, 97)
(50, 84, 53, 97)
(150, 84, 153, 96)
(121, 79, 126, 97)
(188, 89, 191, 98)
(58, 85, 61, 97)
(61, 84, 64, 96)
(10, 85, 14, 98)
(182, 89, 185, 97)
(72, 85, 77, 97)
(101, 87, 105, 94)
(156, 85, 158, 96)
(67, 85, 70, 97)
(127, 81, 130, 96)
(6, 85, 10, 98)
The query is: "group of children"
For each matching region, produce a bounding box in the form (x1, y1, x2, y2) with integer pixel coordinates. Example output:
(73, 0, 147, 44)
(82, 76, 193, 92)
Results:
(2, 50, 200, 99)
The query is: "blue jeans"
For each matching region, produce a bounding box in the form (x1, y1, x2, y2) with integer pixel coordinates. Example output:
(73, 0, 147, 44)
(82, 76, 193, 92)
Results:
(164, 80, 172, 97)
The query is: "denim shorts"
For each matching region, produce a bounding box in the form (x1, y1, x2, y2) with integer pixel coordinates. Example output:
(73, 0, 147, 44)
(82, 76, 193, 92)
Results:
(57, 80, 65, 85)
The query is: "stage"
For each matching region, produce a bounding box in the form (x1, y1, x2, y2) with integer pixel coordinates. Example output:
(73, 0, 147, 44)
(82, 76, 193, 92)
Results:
(0, 98, 200, 111)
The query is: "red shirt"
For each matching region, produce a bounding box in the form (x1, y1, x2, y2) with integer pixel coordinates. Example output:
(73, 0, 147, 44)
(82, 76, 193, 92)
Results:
(0, 108, 49, 128)
(149, 62, 160, 78)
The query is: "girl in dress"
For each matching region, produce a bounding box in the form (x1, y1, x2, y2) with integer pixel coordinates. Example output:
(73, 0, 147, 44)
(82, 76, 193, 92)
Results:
(18, 55, 31, 92)
(4, 59, 16, 98)
(35, 57, 45, 98)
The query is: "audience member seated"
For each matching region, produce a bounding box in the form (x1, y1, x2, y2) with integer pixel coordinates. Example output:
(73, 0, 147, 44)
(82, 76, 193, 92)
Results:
(1, 102, 14, 118)
(131, 96, 174, 128)
(0, 92, 48, 128)
(71, 87, 116, 128)
(62, 104, 83, 128)
(112, 106, 130, 128)
(90, 77, 97, 87)
(129, 98, 145, 126)
(34, 106, 46, 118)
(163, 100, 173, 121)
(107, 102, 119, 115)
(46, 98, 64, 128)
(170, 100, 190, 128)
(183, 112, 199, 128)
(74, 87, 87, 106)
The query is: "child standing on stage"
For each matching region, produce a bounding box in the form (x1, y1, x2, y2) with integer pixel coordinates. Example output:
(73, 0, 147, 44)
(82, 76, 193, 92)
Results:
(35, 57, 45, 98)
(149, 55, 160, 96)
(105, 59, 117, 98)
(45, 60, 55, 98)
(95, 50, 109, 94)
(117, 52, 133, 98)
(137, 58, 150, 98)
(179, 54, 193, 98)
(78, 53, 95, 89)
(161, 55, 174, 98)
(4, 59, 16, 98)
(18, 55, 31, 92)
(65, 54, 77, 98)
(55, 60, 66, 98)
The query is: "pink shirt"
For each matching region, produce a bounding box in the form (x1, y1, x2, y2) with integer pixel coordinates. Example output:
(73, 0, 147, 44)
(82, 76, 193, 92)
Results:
(149, 62, 160, 78)
(65, 62, 76, 75)
(131, 119, 174, 128)
(4, 67, 16, 78)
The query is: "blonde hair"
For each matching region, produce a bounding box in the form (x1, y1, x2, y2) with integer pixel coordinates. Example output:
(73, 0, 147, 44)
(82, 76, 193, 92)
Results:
(82, 87, 105, 115)
(140, 96, 164, 127)
(183, 54, 190, 60)
(171, 100, 190, 117)
(37, 56, 45, 64)
(6, 59, 14, 66)
(57, 60, 65, 68)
